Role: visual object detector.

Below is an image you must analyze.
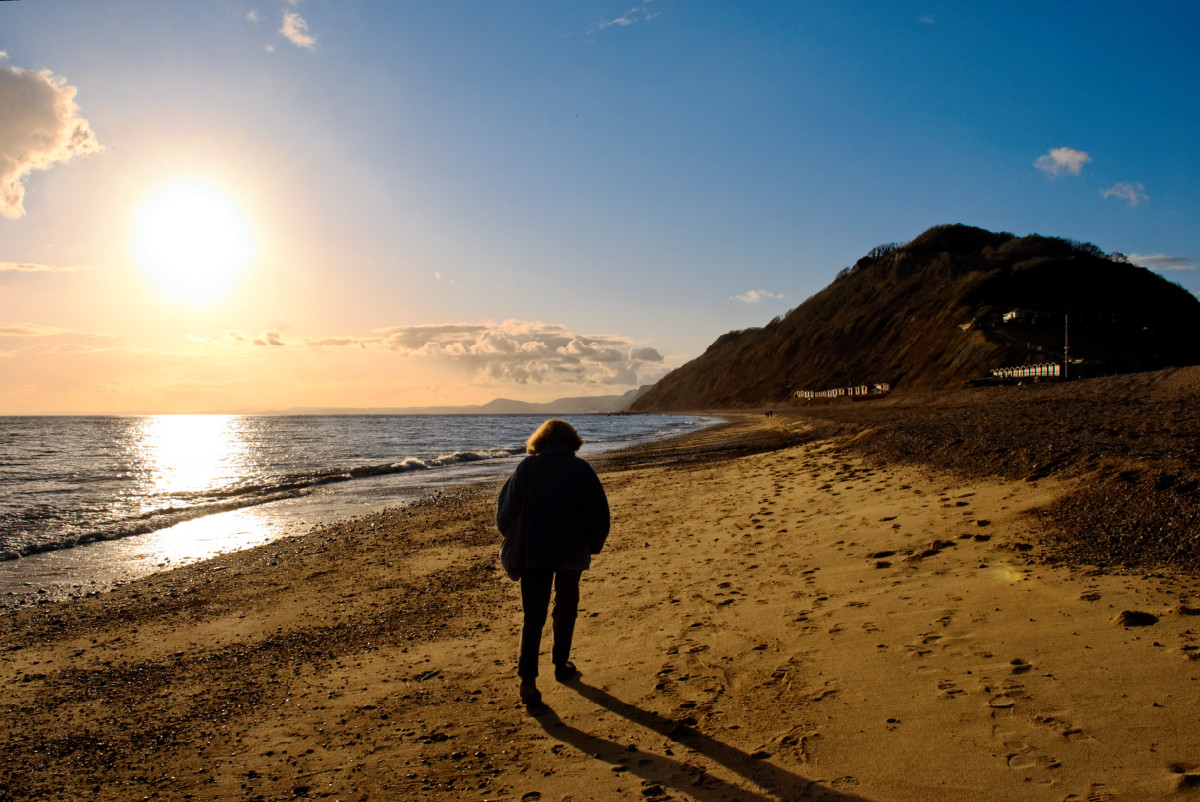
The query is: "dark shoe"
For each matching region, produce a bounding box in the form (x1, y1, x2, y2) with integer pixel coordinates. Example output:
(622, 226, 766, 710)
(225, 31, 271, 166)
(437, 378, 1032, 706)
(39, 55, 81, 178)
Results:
(519, 682, 549, 715)
(554, 661, 579, 682)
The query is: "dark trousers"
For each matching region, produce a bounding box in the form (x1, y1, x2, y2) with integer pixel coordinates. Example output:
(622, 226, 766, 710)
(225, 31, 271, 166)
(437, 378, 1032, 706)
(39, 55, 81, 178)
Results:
(518, 568, 582, 681)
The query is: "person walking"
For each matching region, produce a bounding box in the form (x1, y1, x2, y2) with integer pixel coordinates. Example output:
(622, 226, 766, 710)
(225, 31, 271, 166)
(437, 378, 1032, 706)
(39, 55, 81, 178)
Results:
(496, 419, 610, 713)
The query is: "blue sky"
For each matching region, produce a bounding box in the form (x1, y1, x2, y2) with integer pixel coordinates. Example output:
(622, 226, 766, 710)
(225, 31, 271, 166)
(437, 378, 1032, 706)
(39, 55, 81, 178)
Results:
(2, 1, 1197, 413)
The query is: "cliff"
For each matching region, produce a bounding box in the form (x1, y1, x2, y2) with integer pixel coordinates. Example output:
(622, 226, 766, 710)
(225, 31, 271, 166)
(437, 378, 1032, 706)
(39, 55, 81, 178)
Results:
(632, 224, 1200, 411)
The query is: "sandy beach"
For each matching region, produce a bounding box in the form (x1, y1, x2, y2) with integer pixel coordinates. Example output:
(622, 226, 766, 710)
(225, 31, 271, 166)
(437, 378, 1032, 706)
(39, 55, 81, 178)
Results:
(4, 385, 1200, 800)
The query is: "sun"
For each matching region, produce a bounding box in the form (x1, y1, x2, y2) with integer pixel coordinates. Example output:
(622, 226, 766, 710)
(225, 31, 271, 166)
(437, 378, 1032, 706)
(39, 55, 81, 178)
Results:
(133, 181, 255, 304)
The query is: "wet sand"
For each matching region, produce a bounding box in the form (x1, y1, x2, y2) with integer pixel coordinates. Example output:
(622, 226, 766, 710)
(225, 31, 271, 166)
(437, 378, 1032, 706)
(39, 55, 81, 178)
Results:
(4, 375, 1200, 800)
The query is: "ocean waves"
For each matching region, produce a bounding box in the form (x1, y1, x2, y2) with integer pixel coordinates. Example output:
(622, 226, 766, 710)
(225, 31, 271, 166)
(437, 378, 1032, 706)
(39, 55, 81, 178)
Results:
(0, 444, 530, 560)
(0, 414, 713, 564)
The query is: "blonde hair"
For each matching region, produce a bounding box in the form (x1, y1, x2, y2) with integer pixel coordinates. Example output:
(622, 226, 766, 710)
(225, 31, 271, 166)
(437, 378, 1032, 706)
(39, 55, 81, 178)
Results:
(526, 418, 583, 455)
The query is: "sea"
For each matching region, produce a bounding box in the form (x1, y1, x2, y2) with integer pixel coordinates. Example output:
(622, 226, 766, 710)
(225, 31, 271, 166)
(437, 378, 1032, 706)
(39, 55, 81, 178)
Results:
(0, 413, 716, 609)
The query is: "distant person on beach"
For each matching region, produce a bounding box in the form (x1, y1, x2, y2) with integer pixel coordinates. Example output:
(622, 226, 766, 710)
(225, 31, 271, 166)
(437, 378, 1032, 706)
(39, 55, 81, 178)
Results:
(496, 419, 610, 712)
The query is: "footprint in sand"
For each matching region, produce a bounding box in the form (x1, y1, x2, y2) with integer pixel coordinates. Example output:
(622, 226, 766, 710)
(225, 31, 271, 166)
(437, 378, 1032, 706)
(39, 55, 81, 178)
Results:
(1032, 714, 1090, 741)
(1007, 750, 1062, 775)
(1168, 763, 1200, 790)
(905, 633, 939, 657)
(1077, 782, 1117, 801)
(1113, 610, 1159, 627)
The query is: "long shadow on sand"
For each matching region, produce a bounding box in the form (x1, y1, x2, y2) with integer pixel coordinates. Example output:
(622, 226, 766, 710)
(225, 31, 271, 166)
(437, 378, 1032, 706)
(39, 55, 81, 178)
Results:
(533, 679, 866, 801)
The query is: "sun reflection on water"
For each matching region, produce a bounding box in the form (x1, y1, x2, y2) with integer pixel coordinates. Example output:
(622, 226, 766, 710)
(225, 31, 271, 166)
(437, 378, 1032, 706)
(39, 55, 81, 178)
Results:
(122, 415, 276, 564)
(133, 414, 249, 498)
(134, 508, 278, 567)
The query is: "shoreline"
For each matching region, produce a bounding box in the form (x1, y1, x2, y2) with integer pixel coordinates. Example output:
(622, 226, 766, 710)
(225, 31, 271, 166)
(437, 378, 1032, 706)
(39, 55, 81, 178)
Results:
(3, 412, 1199, 800)
(0, 415, 724, 613)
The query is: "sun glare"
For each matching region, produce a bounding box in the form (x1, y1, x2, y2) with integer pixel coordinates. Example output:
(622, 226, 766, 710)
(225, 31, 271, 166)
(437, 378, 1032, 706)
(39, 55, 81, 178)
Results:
(133, 181, 254, 304)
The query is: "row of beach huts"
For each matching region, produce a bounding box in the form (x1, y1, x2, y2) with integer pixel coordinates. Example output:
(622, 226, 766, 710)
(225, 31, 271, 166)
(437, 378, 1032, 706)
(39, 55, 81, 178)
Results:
(794, 382, 892, 401)
(988, 362, 1062, 380)
(794, 361, 1064, 401)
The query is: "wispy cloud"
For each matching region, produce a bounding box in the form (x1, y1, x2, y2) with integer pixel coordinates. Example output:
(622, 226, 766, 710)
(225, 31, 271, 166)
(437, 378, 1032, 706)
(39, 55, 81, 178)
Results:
(9, 342, 108, 356)
(593, 1, 660, 33)
(0, 322, 115, 342)
(198, 320, 665, 386)
(225, 328, 286, 347)
(1101, 181, 1149, 207)
(0, 63, 102, 219)
(1034, 147, 1091, 177)
(731, 289, 786, 304)
(280, 10, 318, 50)
(1130, 253, 1194, 271)
(918, 15, 936, 24)
(0, 323, 72, 337)
(0, 261, 84, 273)
(256, 329, 286, 347)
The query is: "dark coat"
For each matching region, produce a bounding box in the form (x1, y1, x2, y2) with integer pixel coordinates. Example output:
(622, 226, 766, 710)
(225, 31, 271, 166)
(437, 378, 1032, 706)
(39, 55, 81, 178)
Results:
(496, 451, 610, 571)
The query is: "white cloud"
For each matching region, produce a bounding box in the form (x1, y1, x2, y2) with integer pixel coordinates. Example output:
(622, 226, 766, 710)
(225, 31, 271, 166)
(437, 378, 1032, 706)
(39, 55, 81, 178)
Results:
(371, 320, 664, 385)
(918, 15, 936, 24)
(0, 261, 84, 273)
(1129, 253, 1195, 271)
(211, 320, 665, 387)
(1101, 181, 1149, 207)
(731, 289, 785, 304)
(594, 1, 660, 32)
(1034, 147, 1091, 177)
(0, 63, 102, 219)
(281, 11, 318, 50)
(247, 10, 259, 23)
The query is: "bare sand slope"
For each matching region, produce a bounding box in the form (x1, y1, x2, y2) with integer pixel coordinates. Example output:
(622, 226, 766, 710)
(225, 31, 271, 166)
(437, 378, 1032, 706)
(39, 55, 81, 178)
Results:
(3, 415, 1200, 801)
